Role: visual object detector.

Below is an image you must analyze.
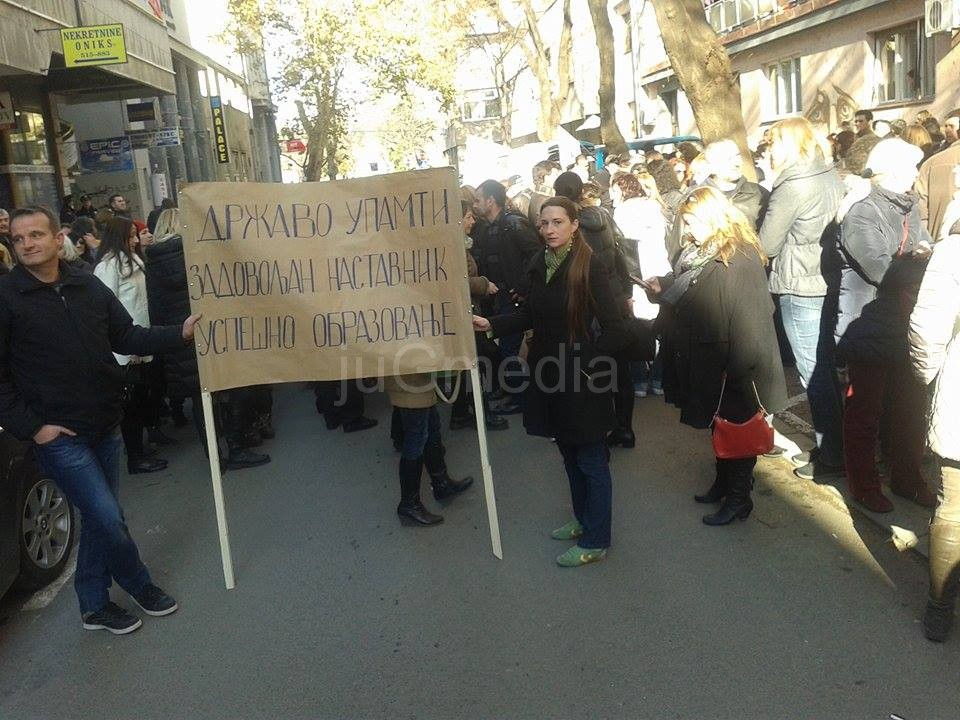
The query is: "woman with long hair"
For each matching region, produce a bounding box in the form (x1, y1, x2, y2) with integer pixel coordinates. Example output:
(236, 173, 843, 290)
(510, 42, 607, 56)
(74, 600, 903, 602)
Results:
(473, 197, 630, 566)
(69, 216, 100, 264)
(649, 187, 787, 525)
(760, 116, 845, 482)
(94, 217, 168, 475)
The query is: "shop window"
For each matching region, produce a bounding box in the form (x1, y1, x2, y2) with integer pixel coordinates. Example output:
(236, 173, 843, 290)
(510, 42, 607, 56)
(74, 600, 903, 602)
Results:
(767, 58, 802, 116)
(873, 21, 935, 103)
(461, 88, 501, 122)
(5, 112, 50, 166)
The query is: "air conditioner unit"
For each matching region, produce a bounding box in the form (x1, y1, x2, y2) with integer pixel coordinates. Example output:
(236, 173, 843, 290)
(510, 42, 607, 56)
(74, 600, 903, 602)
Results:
(925, 0, 960, 36)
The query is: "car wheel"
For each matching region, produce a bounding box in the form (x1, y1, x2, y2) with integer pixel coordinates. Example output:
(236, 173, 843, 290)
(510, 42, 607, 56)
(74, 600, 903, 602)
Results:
(15, 467, 75, 592)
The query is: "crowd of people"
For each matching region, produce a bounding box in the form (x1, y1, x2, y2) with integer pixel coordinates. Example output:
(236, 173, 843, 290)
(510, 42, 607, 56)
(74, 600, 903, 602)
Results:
(1, 106, 959, 642)
(460, 107, 960, 642)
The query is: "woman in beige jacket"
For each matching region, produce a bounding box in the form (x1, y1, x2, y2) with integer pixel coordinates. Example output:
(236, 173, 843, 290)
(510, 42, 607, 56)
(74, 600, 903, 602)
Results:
(909, 199, 960, 642)
(385, 373, 473, 525)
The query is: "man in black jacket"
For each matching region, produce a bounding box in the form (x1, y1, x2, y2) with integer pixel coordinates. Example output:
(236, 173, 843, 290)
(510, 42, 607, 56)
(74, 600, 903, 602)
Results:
(703, 140, 769, 229)
(0, 206, 200, 635)
(474, 179, 542, 411)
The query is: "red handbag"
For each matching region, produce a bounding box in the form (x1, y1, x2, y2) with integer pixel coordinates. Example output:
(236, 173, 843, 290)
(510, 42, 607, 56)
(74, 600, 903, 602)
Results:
(711, 375, 774, 460)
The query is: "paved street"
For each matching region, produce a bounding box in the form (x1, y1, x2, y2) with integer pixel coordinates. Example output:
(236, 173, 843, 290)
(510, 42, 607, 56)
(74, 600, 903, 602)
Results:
(1, 384, 959, 719)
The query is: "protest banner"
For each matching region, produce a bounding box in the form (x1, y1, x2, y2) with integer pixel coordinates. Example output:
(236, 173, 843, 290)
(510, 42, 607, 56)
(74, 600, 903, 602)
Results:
(179, 168, 500, 587)
(180, 168, 477, 391)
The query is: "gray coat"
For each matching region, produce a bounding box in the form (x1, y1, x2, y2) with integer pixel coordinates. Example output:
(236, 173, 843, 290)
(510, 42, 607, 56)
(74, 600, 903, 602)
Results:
(760, 158, 844, 296)
(836, 186, 928, 363)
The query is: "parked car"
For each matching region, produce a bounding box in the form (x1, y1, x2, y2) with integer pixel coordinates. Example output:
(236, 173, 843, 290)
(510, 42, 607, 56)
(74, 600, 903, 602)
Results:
(1, 429, 75, 597)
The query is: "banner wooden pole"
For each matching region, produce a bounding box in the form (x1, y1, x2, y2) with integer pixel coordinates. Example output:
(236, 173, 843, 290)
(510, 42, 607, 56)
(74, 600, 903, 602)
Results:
(201, 391, 236, 589)
(469, 367, 503, 559)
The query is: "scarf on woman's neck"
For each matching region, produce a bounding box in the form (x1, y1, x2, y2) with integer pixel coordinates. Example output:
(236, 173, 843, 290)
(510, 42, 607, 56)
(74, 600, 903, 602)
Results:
(545, 242, 572, 283)
(661, 242, 717, 306)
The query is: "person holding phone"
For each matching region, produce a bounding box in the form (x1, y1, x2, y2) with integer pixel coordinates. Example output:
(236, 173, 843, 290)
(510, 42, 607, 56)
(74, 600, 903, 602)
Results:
(473, 197, 629, 566)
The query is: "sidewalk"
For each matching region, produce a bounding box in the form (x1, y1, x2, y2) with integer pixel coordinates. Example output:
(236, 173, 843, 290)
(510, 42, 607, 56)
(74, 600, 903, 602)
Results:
(770, 372, 933, 559)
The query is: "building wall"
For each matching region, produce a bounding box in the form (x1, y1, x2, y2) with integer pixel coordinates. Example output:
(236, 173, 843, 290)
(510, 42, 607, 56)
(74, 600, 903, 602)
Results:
(636, 0, 960, 146)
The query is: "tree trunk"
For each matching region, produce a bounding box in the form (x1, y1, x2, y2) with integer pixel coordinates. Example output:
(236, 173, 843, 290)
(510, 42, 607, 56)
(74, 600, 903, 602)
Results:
(649, 0, 756, 181)
(587, 0, 628, 156)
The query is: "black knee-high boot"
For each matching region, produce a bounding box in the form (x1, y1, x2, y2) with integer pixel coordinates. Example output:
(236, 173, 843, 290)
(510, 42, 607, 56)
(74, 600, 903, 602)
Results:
(423, 441, 473, 501)
(703, 458, 754, 525)
(397, 456, 443, 525)
(924, 518, 960, 642)
(695, 459, 728, 504)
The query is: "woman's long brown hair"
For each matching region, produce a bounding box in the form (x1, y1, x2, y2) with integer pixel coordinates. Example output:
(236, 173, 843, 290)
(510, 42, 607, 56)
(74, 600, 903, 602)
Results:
(540, 196, 594, 343)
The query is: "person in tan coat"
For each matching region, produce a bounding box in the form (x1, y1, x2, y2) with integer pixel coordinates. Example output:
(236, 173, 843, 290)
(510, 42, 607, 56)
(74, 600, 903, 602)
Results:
(385, 374, 473, 525)
(916, 137, 960, 240)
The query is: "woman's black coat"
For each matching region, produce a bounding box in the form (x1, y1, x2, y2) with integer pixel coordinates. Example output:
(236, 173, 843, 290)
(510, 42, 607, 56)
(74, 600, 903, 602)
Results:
(144, 235, 200, 401)
(663, 249, 788, 429)
(490, 250, 630, 444)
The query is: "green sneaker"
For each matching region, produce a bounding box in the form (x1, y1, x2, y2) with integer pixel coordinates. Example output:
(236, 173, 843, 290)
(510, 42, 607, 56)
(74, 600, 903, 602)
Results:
(556, 545, 607, 567)
(550, 520, 584, 540)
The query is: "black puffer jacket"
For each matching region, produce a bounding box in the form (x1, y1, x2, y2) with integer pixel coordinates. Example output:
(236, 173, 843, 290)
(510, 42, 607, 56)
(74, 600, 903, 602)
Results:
(579, 206, 631, 300)
(144, 235, 200, 400)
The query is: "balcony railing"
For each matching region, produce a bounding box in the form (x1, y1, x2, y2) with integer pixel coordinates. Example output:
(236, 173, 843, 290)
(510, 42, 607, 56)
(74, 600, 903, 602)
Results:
(703, 0, 787, 34)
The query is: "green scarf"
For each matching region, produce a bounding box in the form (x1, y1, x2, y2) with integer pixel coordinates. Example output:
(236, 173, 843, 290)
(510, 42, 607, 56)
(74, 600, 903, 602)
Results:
(545, 243, 572, 283)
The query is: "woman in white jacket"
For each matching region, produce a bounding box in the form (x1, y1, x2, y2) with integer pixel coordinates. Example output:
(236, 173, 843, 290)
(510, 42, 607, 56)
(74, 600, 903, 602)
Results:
(909, 199, 960, 642)
(94, 217, 168, 475)
(612, 172, 672, 395)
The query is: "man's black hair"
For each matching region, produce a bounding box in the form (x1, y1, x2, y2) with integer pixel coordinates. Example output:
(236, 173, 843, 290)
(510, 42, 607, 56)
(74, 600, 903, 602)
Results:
(108, 193, 124, 205)
(553, 171, 584, 202)
(477, 179, 507, 209)
(855, 109, 874, 122)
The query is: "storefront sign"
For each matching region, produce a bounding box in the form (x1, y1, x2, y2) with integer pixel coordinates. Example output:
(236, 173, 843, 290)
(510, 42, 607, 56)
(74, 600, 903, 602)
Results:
(209, 96, 230, 164)
(178, 168, 474, 392)
(0, 91, 15, 130)
(60, 24, 128, 68)
(127, 128, 181, 149)
(0, 165, 56, 175)
(126, 101, 156, 124)
(78, 136, 134, 174)
(283, 139, 306, 154)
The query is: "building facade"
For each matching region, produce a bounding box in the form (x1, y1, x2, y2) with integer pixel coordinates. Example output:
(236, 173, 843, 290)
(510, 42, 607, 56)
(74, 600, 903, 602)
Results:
(639, 0, 960, 144)
(0, 0, 281, 219)
(448, 0, 960, 176)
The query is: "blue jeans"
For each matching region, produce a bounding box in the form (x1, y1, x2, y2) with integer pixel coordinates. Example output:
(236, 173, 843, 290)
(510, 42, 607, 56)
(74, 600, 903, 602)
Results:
(778, 294, 843, 465)
(399, 406, 440, 461)
(34, 430, 152, 615)
(556, 441, 612, 549)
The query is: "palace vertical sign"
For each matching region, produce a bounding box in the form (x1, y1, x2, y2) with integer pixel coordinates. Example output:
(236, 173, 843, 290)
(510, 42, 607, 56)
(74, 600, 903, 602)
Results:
(209, 96, 230, 164)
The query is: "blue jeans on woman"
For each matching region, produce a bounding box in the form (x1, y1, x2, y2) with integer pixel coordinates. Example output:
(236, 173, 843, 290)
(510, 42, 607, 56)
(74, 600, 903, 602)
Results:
(778, 294, 844, 466)
(556, 441, 612, 549)
(399, 406, 441, 460)
(34, 429, 152, 616)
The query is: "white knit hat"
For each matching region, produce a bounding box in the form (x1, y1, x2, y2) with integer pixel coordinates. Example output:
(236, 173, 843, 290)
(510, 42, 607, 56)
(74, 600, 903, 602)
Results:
(864, 137, 924, 178)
